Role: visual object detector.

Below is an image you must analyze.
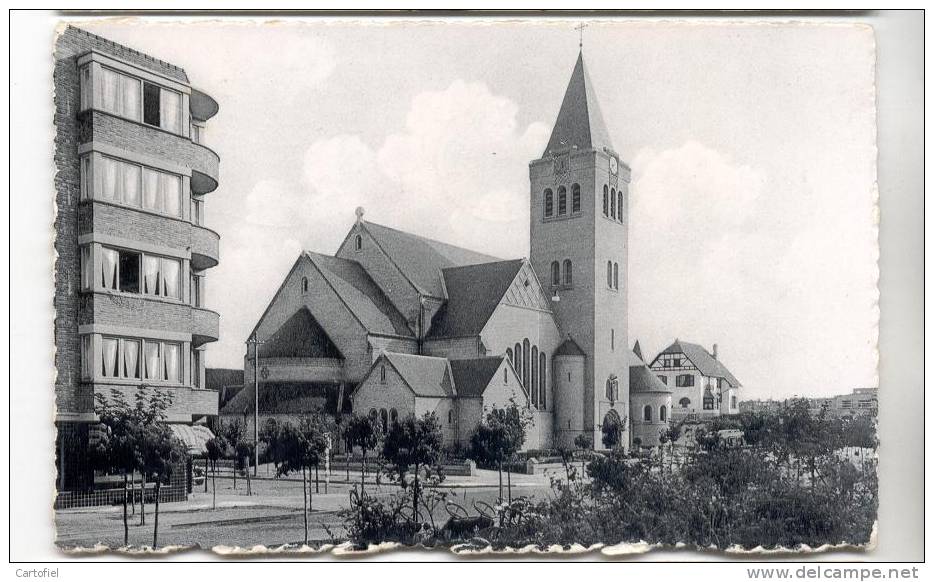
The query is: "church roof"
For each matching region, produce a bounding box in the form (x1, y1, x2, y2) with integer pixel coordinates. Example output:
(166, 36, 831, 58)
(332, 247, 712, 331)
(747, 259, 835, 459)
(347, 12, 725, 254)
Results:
(426, 259, 525, 339)
(449, 356, 507, 398)
(205, 368, 243, 392)
(304, 251, 413, 337)
(629, 350, 671, 394)
(554, 337, 586, 357)
(360, 221, 501, 299)
(262, 307, 343, 359)
(657, 340, 742, 388)
(220, 382, 338, 416)
(543, 51, 614, 156)
(382, 352, 455, 398)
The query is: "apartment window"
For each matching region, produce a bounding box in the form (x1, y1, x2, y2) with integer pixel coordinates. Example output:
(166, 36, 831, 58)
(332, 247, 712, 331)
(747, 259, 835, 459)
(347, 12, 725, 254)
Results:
(191, 122, 204, 145)
(141, 81, 182, 133)
(100, 67, 141, 121)
(80, 246, 92, 291)
(192, 349, 201, 388)
(80, 335, 92, 380)
(142, 255, 181, 299)
(80, 156, 92, 200)
(562, 259, 572, 286)
(100, 337, 142, 380)
(143, 83, 161, 126)
(143, 167, 182, 217)
(571, 183, 581, 213)
(557, 186, 567, 215)
(79, 65, 92, 111)
(118, 250, 141, 293)
(550, 261, 560, 286)
(99, 246, 181, 300)
(191, 197, 204, 226)
(610, 188, 617, 219)
(100, 156, 141, 207)
(191, 273, 204, 307)
(676, 374, 695, 387)
(544, 188, 554, 218)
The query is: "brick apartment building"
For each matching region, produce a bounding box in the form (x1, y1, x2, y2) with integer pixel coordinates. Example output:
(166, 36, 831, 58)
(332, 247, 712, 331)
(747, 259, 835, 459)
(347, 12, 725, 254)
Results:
(54, 26, 221, 494)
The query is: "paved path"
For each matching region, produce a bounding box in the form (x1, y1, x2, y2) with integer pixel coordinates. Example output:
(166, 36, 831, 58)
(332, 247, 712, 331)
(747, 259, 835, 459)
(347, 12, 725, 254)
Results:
(56, 469, 553, 551)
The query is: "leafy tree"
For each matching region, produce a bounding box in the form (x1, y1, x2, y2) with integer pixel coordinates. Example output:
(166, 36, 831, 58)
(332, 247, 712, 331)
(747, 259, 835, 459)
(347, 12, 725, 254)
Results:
(469, 401, 532, 502)
(346, 413, 382, 492)
(205, 435, 229, 510)
(574, 433, 593, 478)
(222, 420, 245, 490)
(382, 412, 444, 524)
(236, 441, 255, 495)
(273, 417, 329, 546)
(137, 422, 186, 548)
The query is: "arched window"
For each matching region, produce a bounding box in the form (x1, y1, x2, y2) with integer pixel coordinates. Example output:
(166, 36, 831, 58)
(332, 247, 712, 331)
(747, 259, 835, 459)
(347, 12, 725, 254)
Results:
(543, 188, 554, 218)
(603, 185, 609, 216)
(607, 261, 613, 288)
(659, 405, 667, 422)
(531, 346, 539, 408)
(563, 259, 572, 286)
(380, 408, 388, 433)
(514, 343, 522, 381)
(523, 339, 530, 389)
(390, 408, 398, 425)
(355, 234, 362, 251)
(504, 366, 508, 384)
(550, 261, 560, 286)
(613, 262, 619, 289)
(539, 353, 547, 409)
(679, 397, 691, 409)
(301, 276, 309, 294)
(610, 188, 617, 219)
(448, 409, 454, 425)
(557, 186, 567, 215)
(571, 183, 581, 213)
(380, 364, 386, 383)
(369, 408, 378, 420)
(506, 348, 513, 366)
(644, 405, 652, 422)
(618, 191, 624, 222)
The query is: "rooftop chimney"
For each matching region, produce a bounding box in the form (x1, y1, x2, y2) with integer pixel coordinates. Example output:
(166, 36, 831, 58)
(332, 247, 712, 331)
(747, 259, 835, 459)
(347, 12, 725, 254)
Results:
(712, 343, 718, 360)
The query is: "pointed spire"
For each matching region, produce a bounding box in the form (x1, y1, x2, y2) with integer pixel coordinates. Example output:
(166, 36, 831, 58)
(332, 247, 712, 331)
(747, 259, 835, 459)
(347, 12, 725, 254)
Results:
(632, 340, 644, 361)
(543, 51, 614, 157)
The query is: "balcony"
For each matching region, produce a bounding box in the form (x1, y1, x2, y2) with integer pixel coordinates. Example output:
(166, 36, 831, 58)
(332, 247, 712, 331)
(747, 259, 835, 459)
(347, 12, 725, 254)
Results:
(191, 307, 220, 346)
(191, 224, 220, 270)
(190, 88, 219, 122)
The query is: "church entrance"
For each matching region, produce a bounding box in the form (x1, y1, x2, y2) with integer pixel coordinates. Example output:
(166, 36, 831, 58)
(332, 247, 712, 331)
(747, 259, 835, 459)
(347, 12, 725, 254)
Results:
(601, 410, 622, 450)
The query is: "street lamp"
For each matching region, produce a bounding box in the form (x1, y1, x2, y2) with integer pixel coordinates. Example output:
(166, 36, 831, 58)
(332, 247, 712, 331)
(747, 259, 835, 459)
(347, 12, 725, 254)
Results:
(246, 334, 265, 477)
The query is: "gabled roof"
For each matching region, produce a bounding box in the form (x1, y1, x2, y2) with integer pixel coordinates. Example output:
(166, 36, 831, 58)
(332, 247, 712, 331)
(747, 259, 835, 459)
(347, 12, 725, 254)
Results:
(554, 337, 586, 357)
(360, 221, 501, 299)
(304, 252, 413, 337)
(543, 51, 614, 156)
(262, 307, 342, 359)
(658, 340, 742, 388)
(629, 350, 671, 394)
(426, 259, 525, 339)
(220, 383, 338, 416)
(449, 356, 507, 398)
(382, 352, 455, 398)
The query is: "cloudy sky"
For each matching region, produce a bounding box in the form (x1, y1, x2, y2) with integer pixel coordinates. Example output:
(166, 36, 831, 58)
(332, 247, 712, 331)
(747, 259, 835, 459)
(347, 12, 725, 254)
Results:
(75, 18, 878, 400)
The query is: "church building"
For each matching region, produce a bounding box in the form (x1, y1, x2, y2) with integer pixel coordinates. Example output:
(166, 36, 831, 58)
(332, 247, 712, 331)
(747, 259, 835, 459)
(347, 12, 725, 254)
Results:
(226, 51, 669, 450)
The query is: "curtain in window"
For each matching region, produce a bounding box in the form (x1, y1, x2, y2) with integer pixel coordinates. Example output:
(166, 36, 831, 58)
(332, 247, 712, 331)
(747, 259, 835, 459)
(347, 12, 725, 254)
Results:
(161, 258, 180, 299)
(101, 338, 118, 378)
(161, 89, 181, 133)
(101, 157, 118, 201)
(80, 246, 91, 290)
(80, 157, 91, 200)
(123, 339, 140, 379)
(164, 343, 180, 382)
(191, 349, 201, 388)
(100, 68, 118, 113)
(145, 342, 161, 380)
(80, 336, 91, 379)
(143, 168, 161, 211)
(100, 248, 118, 289)
(121, 76, 140, 121)
(143, 255, 160, 295)
(162, 174, 181, 217)
(122, 163, 141, 207)
(80, 66, 92, 111)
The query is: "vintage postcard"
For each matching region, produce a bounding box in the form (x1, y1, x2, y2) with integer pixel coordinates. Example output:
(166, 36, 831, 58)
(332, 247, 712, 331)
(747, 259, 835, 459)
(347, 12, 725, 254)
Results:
(50, 16, 879, 556)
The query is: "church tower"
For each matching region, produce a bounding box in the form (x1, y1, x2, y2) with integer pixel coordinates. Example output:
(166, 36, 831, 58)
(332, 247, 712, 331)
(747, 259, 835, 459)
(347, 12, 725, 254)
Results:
(530, 51, 631, 450)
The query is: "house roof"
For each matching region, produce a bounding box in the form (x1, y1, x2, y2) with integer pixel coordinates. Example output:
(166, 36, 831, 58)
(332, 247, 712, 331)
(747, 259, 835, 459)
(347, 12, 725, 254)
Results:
(426, 259, 525, 339)
(629, 351, 672, 394)
(304, 251, 413, 337)
(554, 337, 586, 357)
(360, 221, 501, 299)
(658, 340, 742, 388)
(383, 352, 455, 398)
(449, 356, 507, 398)
(220, 382, 339, 416)
(205, 368, 243, 392)
(543, 51, 614, 156)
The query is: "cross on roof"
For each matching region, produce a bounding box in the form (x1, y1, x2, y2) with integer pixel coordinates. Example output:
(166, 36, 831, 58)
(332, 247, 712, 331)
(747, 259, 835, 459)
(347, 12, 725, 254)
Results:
(575, 22, 588, 49)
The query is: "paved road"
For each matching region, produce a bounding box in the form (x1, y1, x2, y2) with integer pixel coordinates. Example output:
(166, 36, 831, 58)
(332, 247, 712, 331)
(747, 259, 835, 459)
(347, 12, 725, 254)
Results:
(55, 472, 553, 550)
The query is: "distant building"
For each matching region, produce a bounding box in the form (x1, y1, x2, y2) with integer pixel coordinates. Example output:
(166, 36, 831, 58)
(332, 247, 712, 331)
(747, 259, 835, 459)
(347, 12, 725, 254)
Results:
(739, 387, 878, 419)
(647, 340, 741, 420)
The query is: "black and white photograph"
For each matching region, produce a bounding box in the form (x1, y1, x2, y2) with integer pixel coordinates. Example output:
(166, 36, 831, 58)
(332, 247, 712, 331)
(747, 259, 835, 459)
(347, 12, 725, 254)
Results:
(6, 8, 926, 569)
